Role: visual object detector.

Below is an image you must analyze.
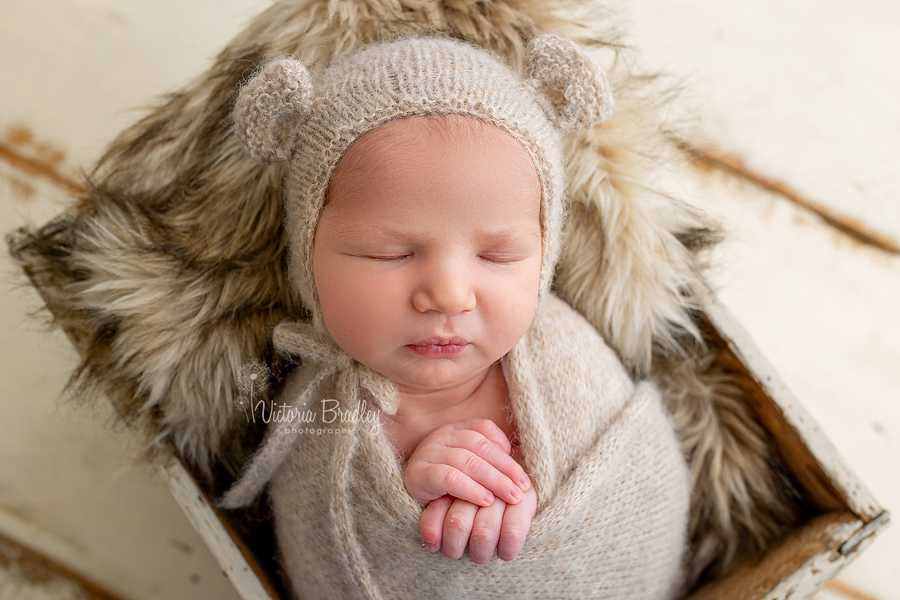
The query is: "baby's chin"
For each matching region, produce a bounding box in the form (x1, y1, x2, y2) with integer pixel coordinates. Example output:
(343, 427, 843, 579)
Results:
(381, 355, 501, 395)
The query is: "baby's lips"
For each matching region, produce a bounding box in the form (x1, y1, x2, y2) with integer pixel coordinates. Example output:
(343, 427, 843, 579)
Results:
(410, 335, 469, 346)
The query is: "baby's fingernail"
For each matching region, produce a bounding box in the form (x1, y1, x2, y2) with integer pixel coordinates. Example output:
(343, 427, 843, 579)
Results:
(484, 491, 494, 505)
(510, 486, 521, 501)
(519, 474, 530, 490)
(426, 542, 438, 552)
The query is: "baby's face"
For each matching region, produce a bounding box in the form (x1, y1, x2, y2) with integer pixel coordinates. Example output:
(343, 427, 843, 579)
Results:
(313, 115, 542, 394)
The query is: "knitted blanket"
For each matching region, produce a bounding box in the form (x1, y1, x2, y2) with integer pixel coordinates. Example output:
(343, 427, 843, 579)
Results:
(222, 293, 690, 599)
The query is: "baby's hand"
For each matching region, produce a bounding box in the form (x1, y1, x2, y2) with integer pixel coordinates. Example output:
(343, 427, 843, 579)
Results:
(421, 486, 538, 563)
(403, 418, 531, 508)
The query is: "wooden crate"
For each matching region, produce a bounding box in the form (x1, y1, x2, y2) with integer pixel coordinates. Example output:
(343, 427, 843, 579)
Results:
(7, 221, 889, 599)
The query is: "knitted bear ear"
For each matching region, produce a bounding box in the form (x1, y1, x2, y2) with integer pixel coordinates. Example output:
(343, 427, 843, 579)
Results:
(524, 34, 615, 131)
(233, 58, 313, 164)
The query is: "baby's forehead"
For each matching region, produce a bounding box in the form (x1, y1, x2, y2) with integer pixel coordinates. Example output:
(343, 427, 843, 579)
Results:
(320, 114, 543, 240)
(330, 114, 541, 198)
(349, 115, 534, 168)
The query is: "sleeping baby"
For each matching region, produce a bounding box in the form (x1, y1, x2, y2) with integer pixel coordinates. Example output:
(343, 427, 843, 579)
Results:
(220, 33, 690, 600)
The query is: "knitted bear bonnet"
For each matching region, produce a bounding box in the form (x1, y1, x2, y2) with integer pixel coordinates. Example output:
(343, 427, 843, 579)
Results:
(218, 32, 625, 515)
(232, 34, 615, 391)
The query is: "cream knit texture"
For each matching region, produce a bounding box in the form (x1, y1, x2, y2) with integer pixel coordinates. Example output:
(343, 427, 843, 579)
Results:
(223, 293, 690, 600)
(233, 34, 614, 336)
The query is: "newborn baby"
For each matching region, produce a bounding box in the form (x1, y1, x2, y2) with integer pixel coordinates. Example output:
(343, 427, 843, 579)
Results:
(316, 113, 541, 562)
(221, 34, 690, 600)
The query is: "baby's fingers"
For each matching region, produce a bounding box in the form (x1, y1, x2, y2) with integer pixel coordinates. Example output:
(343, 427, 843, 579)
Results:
(421, 495, 453, 552)
(443, 446, 527, 506)
(445, 428, 530, 499)
(497, 486, 537, 561)
(405, 419, 530, 506)
(468, 499, 506, 565)
(407, 462, 495, 507)
(442, 498, 479, 560)
(449, 418, 512, 455)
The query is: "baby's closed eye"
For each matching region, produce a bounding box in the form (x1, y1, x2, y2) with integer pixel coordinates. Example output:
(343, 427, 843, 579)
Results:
(478, 253, 530, 265)
(362, 254, 411, 262)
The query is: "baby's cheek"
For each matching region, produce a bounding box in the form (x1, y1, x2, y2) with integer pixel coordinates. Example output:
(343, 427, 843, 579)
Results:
(318, 269, 401, 355)
(487, 269, 539, 326)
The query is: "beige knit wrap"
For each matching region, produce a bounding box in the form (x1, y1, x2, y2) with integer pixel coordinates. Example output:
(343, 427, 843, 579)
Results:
(222, 294, 690, 599)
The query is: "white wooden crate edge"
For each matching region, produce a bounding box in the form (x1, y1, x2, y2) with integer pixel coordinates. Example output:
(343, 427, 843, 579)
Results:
(703, 296, 883, 520)
(162, 458, 278, 600)
(758, 510, 890, 600)
(702, 296, 890, 600)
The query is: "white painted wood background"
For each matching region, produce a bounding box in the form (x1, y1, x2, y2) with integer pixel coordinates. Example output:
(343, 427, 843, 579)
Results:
(1, 1, 896, 599)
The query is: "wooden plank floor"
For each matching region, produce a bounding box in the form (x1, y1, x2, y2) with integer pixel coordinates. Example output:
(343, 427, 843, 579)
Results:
(1, 3, 265, 599)
(1, 1, 896, 599)
(625, 4, 898, 598)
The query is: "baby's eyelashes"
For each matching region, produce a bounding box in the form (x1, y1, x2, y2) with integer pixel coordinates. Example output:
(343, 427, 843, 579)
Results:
(341, 250, 411, 262)
(351, 252, 528, 265)
(477, 254, 527, 265)
(363, 254, 411, 262)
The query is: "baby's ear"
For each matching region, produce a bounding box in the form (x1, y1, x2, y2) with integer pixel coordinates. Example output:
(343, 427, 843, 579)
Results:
(524, 34, 615, 131)
(233, 58, 312, 164)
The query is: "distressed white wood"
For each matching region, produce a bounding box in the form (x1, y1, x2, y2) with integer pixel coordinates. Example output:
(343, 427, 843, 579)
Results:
(658, 156, 900, 600)
(815, 589, 851, 600)
(0, 2, 266, 598)
(704, 298, 882, 520)
(625, 0, 900, 249)
(0, 532, 124, 600)
(0, 0, 269, 176)
(763, 519, 876, 600)
(162, 460, 276, 600)
(667, 267, 891, 600)
(0, 570, 93, 600)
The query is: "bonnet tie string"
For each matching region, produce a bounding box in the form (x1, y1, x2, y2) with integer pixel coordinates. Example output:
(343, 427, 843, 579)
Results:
(219, 319, 398, 508)
(220, 319, 393, 600)
(276, 320, 391, 600)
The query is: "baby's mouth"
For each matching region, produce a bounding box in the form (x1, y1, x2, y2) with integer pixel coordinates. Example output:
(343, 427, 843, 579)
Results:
(406, 337, 469, 358)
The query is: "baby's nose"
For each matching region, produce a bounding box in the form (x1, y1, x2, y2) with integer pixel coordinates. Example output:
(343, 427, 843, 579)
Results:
(411, 264, 476, 316)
